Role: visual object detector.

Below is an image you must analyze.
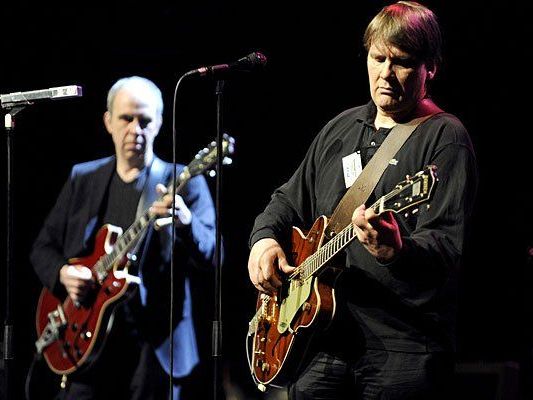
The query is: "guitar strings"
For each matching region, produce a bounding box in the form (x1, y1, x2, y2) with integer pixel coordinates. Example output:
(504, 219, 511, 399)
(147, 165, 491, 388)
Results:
(288, 178, 416, 280)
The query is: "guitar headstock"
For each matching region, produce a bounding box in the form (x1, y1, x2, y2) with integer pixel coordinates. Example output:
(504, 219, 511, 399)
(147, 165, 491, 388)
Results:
(188, 133, 235, 177)
(374, 165, 437, 215)
(176, 134, 235, 185)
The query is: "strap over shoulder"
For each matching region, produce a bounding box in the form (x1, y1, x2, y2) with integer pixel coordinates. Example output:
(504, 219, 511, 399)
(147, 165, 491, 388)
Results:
(325, 113, 438, 239)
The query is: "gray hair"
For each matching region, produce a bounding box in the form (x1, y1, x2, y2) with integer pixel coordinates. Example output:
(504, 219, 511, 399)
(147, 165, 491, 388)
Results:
(106, 76, 164, 115)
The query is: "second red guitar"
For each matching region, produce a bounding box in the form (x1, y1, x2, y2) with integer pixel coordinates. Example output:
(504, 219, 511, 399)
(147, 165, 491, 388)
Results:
(35, 135, 234, 375)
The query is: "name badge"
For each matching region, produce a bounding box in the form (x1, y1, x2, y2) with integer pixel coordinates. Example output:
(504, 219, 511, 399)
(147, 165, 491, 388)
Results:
(342, 151, 362, 188)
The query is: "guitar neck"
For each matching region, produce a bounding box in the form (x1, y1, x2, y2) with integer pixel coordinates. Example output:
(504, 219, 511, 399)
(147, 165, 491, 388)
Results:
(94, 170, 190, 279)
(293, 224, 356, 280)
(292, 191, 396, 281)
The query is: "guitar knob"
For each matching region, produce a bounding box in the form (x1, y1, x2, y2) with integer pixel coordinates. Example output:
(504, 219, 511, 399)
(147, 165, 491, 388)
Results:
(302, 302, 311, 312)
(261, 362, 270, 372)
(257, 383, 267, 392)
(60, 375, 68, 389)
(61, 342, 70, 358)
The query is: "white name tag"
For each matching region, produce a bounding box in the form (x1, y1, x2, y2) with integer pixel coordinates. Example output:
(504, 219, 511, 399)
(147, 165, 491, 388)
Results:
(342, 151, 362, 188)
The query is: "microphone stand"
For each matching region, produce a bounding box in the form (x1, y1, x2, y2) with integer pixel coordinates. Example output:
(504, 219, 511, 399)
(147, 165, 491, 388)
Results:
(2, 104, 24, 400)
(212, 79, 224, 400)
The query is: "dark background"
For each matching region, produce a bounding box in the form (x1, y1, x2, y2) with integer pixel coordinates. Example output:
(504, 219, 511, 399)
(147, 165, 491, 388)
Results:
(1, 1, 532, 398)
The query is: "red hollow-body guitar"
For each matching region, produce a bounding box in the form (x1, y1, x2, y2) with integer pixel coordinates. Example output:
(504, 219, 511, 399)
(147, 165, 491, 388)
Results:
(35, 135, 234, 376)
(247, 166, 437, 390)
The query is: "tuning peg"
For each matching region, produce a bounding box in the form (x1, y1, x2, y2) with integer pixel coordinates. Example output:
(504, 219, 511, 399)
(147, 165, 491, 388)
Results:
(223, 157, 233, 165)
(208, 170, 216, 177)
(223, 133, 235, 142)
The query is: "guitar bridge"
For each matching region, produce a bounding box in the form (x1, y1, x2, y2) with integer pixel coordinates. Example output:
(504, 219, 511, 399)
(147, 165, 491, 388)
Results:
(35, 305, 67, 354)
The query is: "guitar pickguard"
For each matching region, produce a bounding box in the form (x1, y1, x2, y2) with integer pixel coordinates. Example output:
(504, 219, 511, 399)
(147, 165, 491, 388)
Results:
(277, 277, 314, 334)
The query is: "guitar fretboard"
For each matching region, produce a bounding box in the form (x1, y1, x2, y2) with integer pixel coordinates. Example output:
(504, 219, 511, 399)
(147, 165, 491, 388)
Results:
(291, 188, 398, 281)
(297, 224, 356, 280)
(94, 210, 156, 280)
(92, 168, 191, 281)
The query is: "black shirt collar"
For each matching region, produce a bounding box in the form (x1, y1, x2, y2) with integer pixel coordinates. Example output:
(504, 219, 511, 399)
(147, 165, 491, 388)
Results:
(356, 101, 378, 128)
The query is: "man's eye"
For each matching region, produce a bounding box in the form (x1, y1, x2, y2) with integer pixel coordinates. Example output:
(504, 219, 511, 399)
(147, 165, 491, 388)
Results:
(394, 58, 417, 69)
(121, 115, 134, 123)
(139, 118, 152, 128)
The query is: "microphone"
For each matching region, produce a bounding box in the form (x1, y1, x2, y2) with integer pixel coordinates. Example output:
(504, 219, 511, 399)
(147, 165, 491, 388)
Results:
(1, 85, 83, 108)
(186, 52, 267, 77)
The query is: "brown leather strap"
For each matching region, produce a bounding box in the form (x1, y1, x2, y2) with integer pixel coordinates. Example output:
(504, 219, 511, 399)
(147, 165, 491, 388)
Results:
(324, 114, 435, 239)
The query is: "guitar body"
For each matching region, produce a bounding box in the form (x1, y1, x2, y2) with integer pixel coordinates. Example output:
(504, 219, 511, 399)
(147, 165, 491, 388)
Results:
(35, 224, 134, 375)
(251, 216, 343, 387)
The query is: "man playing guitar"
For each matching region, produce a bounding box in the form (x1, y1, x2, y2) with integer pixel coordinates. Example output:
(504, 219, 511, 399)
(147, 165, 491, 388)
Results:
(30, 76, 216, 400)
(247, 2, 478, 399)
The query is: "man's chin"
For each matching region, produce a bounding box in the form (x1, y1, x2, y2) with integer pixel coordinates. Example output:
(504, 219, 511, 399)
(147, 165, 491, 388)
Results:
(378, 102, 400, 113)
(124, 150, 145, 160)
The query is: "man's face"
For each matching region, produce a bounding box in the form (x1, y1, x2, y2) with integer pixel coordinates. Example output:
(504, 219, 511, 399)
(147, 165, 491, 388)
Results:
(367, 41, 433, 117)
(104, 88, 162, 163)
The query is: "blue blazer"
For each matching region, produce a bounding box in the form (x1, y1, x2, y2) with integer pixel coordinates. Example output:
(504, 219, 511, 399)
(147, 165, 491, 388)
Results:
(30, 155, 216, 378)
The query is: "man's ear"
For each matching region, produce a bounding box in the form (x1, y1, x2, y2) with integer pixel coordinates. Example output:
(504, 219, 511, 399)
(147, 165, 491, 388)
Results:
(153, 114, 163, 137)
(103, 111, 112, 134)
(427, 64, 437, 80)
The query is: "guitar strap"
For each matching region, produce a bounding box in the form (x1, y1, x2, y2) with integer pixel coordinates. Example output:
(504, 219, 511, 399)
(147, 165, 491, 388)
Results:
(128, 157, 167, 258)
(136, 157, 167, 218)
(324, 113, 437, 239)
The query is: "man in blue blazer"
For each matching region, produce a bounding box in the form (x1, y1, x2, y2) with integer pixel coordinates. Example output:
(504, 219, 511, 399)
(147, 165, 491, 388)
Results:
(30, 76, 216, 399)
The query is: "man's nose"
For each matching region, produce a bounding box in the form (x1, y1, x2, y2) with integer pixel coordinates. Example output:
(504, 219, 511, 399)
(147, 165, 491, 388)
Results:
(128, 119, 144, 135)
(380, 60, 395, 79)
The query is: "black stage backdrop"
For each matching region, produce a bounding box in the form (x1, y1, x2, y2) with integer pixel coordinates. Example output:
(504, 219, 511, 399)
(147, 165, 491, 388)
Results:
(1, 1, 531, 399)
